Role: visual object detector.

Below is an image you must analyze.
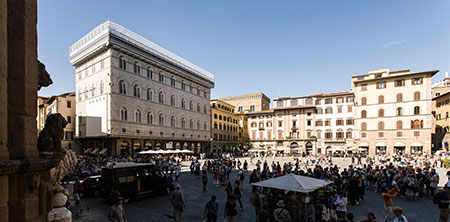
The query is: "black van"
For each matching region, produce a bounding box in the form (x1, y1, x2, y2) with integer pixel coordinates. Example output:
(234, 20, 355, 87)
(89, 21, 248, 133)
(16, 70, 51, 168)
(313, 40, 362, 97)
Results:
(100, 162, 170, 202)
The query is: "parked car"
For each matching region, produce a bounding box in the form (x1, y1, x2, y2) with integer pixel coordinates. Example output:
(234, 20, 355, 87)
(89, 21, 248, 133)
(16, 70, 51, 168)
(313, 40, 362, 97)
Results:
(100, 162, 170, 202)
(74, 175, 102, 197)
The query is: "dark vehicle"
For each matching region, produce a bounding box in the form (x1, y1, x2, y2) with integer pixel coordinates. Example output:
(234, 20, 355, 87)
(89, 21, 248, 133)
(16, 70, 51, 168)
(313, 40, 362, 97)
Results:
(101, 162, 170, 202)
(74, 175, 102, 197)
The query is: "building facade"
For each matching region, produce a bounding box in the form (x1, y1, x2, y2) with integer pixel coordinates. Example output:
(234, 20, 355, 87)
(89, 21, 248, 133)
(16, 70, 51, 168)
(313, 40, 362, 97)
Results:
(352, 68, 437, 155)
(210, 100, 239, 153)
(433, 91, 450, 151)
(69, 21, 214, 156)
(37, 96, 49, 133)
(219, 93, 270, 112)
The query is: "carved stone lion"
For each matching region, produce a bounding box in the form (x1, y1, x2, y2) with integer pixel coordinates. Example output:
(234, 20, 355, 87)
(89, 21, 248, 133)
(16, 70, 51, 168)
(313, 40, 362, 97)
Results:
(38, 113, 68, 153)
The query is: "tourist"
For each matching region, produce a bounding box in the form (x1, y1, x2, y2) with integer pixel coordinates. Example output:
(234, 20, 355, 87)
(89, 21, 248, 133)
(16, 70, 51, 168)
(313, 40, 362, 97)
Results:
(393, 207, 408, 222)
(224, 197, 238, 222)
(108, 197, 127, 222)
(202, 170, 208, 192)
(273, 200, 291, 222)
(382, 186, 399, 222)
(233, 180, 243, 211)
(335, 192, 348, 220)
(258, 204, 270, 222)
(346, 212, 355, 222)
(359, 212, 376, 222)
(203, 195, 219, 222)
(225, 182, 234, 199)
(433, 185, 450, 222)
(171, 185, 185, 222)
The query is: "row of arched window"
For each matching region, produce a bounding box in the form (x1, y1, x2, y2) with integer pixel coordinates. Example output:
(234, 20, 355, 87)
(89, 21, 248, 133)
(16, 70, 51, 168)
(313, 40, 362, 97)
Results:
(78, 81, 105, 101)
(118, 56, 209, 98)
(119, 107, 208, 130)
(360, 92, 421, 105)
(118, 80, 207, 114)
(360, 119, 423, 130)
(361, 106, 421, 118)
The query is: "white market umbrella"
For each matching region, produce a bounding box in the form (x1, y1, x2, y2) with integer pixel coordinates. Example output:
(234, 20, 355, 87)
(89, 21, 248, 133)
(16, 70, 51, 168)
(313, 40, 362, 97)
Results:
(251, 174, 333, 193)
(181, 149, 193, 153)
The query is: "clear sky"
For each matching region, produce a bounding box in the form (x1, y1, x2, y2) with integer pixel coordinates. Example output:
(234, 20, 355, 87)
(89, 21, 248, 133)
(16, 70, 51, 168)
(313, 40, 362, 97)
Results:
(37, 0, 450, 100)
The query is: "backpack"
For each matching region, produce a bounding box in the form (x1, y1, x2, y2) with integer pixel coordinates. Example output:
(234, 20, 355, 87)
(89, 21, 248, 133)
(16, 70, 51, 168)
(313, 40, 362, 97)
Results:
(433, 191, 442, 204)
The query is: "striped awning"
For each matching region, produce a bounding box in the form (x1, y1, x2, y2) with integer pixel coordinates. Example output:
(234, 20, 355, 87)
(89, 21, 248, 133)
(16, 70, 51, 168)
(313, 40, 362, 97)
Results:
(99, 148, 107, 155)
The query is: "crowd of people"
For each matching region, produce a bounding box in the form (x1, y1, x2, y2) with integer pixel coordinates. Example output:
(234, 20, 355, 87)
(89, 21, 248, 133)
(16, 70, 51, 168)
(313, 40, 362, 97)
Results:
(66, 151, 450, 222)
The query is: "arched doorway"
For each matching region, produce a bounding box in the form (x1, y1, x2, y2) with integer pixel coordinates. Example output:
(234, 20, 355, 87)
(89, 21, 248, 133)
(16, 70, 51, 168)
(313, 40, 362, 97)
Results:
(305, 141, 313, 154)
(290, 142, 299, 154)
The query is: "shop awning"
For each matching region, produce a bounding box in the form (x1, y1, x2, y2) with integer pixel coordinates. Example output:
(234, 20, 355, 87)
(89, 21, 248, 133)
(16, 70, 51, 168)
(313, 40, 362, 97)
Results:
(394, 141, 406, 147)
(99, 148, 107, 155)
(411, 141, 423, 147)
(120, 142, 128, 147)
(83, 148, 92, 154)
(359, 142, 369, 147)
(375, 142, 386, 147)
(91, 148, 99, 154)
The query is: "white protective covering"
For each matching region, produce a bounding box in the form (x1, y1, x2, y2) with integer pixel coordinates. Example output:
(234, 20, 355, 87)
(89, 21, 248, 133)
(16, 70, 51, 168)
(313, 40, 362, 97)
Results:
(251, 174, 333, 193)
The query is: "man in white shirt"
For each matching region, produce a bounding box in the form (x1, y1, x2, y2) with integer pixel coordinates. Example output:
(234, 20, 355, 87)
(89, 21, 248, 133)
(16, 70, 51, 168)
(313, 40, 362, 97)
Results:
(335, 192, 348, 220)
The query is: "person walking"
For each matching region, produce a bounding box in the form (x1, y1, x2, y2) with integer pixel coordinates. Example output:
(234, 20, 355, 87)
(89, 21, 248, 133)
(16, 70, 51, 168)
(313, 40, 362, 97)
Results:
(433, 185, 450, 222)
(108, 197, 127, 222)
(393, 207, 408, 222)
(382, 185, 399, 222)
(203, 195, 219, 222)
(233, 180, 243, 211)
(224, 197, 238, 222)
(202, 171, 208, 192)
(273, 200, 291, 222)
(335, 192, 348, 220)
(171, 185, 186, 222)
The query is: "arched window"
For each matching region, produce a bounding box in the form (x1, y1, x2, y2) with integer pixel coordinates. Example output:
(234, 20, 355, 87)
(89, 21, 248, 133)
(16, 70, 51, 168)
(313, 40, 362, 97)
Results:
(396, 107, 403, 116)
(159, 72, 164, 82)
(204, 105, 207, 114)
(197, 103, 201, 112)
(197, 121, 201, 130)
(414, 106, 420, 115)
(119, 80, 126, 94)
(120, 107, 127, 121)
(171, 116, 176, 127)
(414, 92, 421, 101)
(84, 87, 88, 99)
(378, 95, 384, 104)
(378, 121, 384, 130)
(158, 92, 164, 103)
(378, 109, 384, 117)
(147, 89, 152, 100)
(291, 99, 299, 106)
(133, 84, 140, 98)
(159, 114, 164, 126)
(78, 89, 82, 101)
(361, 110, 367, 118)
(182, 118, 186, 128)
(119, 56, 126, 69)
(147, 112, 153, 124)
(361, 122, 367, 131)
(100, 80, 104, 94)
(133, 62, 140, 74)
(147, 67, 152, 79)
(190, 119, 194, 129)
(171, 76, 175, 86)
(189, 101, 193, 110)
(181, 99, 186, 109)
(181, 81, 185, 90)
(204, 122, 207, 131)
(397, 93, 403, 102)
(361, 97, 367, 105)
(411, 119, 422, 129)
(397, 120, 403, 129)
(91, 84, 95, 97)
(171, 95, 175, 106)
(135, 110, 141, 123)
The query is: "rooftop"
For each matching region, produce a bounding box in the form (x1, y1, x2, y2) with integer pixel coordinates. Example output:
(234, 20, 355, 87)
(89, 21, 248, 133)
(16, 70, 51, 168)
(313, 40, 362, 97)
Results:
(69, 20, 214, 82)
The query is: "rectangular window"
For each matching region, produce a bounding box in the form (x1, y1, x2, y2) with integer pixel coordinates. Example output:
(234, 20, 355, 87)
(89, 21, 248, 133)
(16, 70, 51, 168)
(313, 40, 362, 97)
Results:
(412, 77, 423, 85)
(336, 119, 344, 126)
(67, 101, 71, 108)
(67, 116, 72, 123)
(325, 132, 333, 139)
(337, 107, 342, 113)
(315, 99, 321, 105)
(414, 131, 420, 137)
(307, 120, 311, 126)
(395, 79, 405, 87)
(316, 108, 322, 114)
(325, 120, 330, 126)
(346, 119, 353, 125)
(346, 96, 354, 103)
(375, 74, 382, 78)
(361, 132, 366, 138)
(361, 84, 367, 91)
(325, 107, 333, 114)
(278, 132, 283, 139)
(378, 132, 384, 137)
(348, 106, 353, 112)
(325, 98, 333, 104)
(346, 131, 352, 139)
(307, 131, 312, 138)
(278, 121, 283, 127)
(397, 131, 402, 137)
(316, 120, 323, 126)
(336, 132, 344, 139)
(376, 82, 386, 89)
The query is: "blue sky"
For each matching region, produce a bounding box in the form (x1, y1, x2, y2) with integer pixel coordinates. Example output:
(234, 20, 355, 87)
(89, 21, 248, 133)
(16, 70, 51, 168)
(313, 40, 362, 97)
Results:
(37, 0, 450, 100)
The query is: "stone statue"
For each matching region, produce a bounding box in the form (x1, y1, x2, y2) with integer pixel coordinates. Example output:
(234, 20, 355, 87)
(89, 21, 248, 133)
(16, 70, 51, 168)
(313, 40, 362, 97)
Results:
(38, 113, 68, 153)
(36, 113, 78, 222)
(38, 60, 53, 90)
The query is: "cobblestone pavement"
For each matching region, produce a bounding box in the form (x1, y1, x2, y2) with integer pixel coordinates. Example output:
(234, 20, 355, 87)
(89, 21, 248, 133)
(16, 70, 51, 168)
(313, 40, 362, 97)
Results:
(71, 157, 447, 222)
